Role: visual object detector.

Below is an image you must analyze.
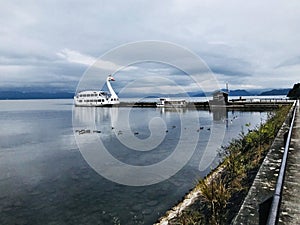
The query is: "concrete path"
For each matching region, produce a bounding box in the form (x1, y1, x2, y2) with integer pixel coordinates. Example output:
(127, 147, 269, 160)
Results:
(279, 101, 300, 224)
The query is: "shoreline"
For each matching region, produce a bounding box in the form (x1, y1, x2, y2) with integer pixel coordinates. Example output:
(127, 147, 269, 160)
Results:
(154, 104, 292, 224)
(155, 165, 226, 225)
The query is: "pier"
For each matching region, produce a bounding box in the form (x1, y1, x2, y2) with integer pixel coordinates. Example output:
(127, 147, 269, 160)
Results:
(278, 100, 300, 224)
(233, 100, 300, 224)
(118, 98, 293, 110)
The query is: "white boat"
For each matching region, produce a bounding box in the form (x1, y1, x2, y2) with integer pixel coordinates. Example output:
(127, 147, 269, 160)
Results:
(156, 98, 187, 108)
(74, 75, 120, 107)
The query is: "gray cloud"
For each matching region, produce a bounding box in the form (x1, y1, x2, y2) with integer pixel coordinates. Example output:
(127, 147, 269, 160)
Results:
(275, 56, 300, 69)
(1, 0, 300, 93)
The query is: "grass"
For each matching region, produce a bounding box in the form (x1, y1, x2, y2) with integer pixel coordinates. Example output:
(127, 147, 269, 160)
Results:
(168, 105, 291, 225)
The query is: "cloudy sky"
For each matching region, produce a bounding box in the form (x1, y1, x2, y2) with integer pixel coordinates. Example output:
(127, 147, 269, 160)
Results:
(1, 0, 300, 94)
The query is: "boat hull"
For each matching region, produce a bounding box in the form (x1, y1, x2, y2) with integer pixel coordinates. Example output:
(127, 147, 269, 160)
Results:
(73, 90, 119, 107)
(156, 98, 186, 108)
(74, 102, 116, 107)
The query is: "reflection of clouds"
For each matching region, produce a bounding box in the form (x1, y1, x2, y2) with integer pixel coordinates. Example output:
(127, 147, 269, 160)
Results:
(115, 109, 167, 152)
(73, 106, 202, 186)
(0, 119, 33, 136)
(73, 107, 167, 151)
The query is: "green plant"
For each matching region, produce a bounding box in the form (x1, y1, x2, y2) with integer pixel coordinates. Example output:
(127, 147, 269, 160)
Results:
(170, 105, 292, 225)
(197, 177, 231, 225)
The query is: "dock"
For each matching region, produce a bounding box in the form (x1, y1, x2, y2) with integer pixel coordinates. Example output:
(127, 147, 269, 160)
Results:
(118, 98, 293, 110)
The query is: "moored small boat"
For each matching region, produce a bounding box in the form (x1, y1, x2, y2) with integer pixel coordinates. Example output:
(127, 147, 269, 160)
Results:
(156, 98, 187, 108)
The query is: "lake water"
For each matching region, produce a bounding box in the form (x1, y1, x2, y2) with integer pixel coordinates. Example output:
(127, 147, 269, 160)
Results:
(0, 99, 269, 225)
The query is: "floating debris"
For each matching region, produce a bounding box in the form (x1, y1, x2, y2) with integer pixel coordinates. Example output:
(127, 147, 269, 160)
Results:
(75, 129, 100, 135)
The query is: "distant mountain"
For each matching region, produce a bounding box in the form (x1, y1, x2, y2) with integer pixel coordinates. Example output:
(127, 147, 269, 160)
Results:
(259, 89, 290, 96)
(0, 88, 292, 100)
(228, 89, 252, 96)
(191, 91, 206, 97)
(192, 89, 255, 97)
(0, 91, 74, 100)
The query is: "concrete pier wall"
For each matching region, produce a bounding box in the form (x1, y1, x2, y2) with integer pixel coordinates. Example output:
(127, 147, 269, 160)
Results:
(232, 104, 296, 224)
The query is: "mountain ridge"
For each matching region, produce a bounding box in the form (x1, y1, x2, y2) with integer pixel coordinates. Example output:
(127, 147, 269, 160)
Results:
(0, 88, 291, 100)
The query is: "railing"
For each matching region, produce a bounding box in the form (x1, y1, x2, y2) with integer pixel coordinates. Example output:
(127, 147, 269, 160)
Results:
(230, 98, 294, 103)
(266, 100, 298, 225)
(257, 98, 294, 103)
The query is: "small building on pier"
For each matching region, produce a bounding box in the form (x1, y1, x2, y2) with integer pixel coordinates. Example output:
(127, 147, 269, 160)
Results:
(210, 90, 229, 105)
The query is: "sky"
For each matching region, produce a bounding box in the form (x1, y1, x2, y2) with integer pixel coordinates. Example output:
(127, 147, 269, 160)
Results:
(1, 0, 300, 95)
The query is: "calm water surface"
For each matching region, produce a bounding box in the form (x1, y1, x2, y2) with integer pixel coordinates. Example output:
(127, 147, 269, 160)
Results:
(0, 99, 268, 225)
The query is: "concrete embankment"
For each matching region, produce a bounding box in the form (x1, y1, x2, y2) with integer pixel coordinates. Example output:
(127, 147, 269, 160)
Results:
(154, 103, 294, 225)
(279, 101, 300, 224)
(232, 103, 297, 224)
(118, 101, 210, 108)
(118, 101, 291, 110)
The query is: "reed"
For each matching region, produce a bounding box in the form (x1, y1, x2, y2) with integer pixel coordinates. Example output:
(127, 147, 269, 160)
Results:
(170, 105, 291, 225)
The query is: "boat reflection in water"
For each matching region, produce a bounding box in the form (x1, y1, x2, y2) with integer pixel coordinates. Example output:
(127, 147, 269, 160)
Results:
(158, 106, 187, 115)
(73, 106, 119, 132)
